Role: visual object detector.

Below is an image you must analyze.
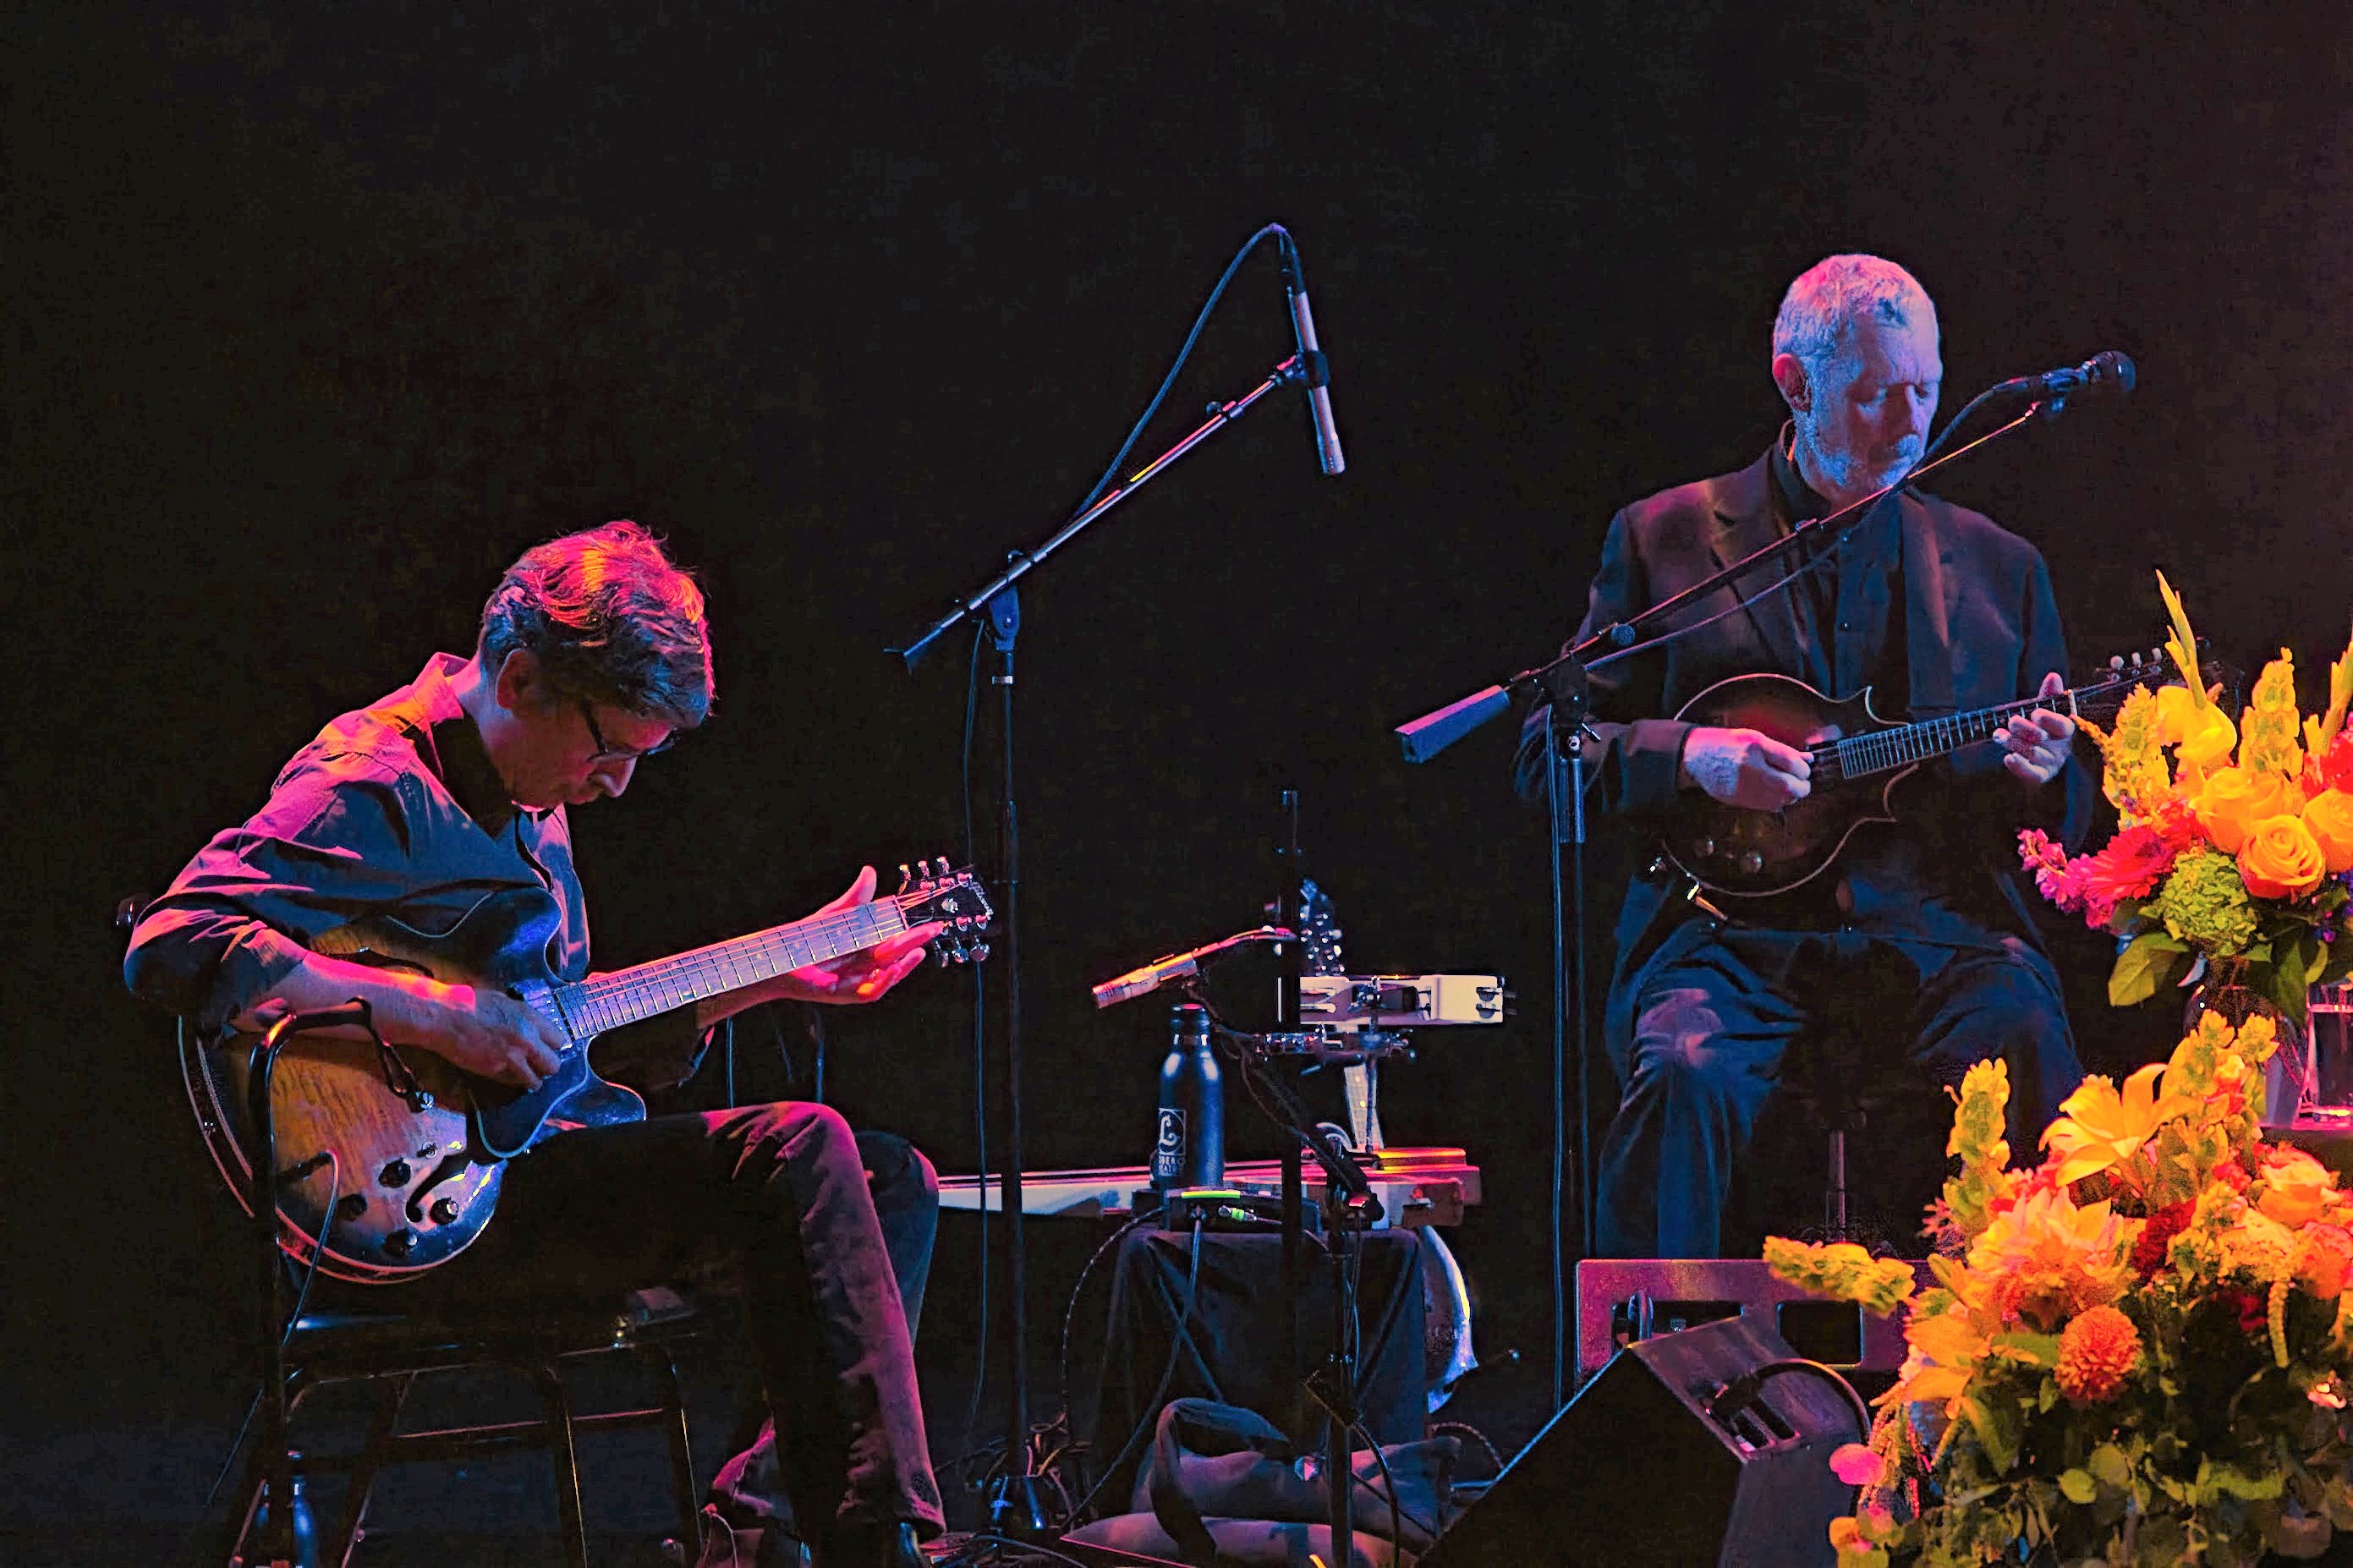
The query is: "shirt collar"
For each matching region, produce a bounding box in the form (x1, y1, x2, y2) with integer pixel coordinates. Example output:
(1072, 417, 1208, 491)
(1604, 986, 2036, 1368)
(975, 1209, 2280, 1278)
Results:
(402, 654, 529, 836)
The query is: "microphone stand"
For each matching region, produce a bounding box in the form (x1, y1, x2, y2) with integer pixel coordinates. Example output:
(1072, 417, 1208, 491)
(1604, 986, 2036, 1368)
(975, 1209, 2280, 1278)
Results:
(1390, 397, 2050, 1412)
(888, 351, 1327, 1538)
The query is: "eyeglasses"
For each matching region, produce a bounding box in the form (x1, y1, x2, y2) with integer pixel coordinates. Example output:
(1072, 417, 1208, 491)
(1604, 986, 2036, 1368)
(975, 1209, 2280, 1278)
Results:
(578, 699, 676, 765)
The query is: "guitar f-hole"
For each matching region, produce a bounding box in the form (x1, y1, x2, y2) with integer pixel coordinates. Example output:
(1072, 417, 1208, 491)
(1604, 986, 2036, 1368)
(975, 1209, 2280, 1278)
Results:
(406, 1150, 474, 1224)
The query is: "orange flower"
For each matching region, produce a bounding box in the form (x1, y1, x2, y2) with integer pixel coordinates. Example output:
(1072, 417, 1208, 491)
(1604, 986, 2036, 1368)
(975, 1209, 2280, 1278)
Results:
(2258, 1147, 2340, 1229)
(2240, 814, 2328, 898)
(2197, 767, 2295, 853)
(2304, 789, 2353, 874)
(2297, 1224, 2353, 1298)
(2054, 1303, 2142, 1404)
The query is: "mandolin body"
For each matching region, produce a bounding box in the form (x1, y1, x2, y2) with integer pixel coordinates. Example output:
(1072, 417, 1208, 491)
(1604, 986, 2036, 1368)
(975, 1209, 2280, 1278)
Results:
(1659, 672, 1914, 898)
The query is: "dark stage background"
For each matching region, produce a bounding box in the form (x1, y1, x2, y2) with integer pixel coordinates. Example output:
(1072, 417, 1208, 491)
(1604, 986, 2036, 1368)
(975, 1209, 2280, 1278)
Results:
(11, 0, 2353, 1537)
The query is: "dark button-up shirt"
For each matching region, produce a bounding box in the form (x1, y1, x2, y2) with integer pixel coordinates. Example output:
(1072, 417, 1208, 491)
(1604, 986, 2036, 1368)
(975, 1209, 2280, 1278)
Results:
(125, 653, 702, 1086)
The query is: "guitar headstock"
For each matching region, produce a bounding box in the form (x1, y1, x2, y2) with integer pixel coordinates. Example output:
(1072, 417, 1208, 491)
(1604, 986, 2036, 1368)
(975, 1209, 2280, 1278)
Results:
(895, 858, 995, 965)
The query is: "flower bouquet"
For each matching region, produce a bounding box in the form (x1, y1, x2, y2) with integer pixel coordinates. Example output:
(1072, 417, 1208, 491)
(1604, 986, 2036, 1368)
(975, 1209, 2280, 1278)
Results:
(1770, 1015, 2353, 1565)
(2018, 573, 2353, 1031)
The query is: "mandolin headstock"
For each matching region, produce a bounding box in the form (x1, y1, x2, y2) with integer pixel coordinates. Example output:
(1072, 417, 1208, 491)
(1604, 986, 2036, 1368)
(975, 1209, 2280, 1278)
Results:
(895, 858, 995, 964)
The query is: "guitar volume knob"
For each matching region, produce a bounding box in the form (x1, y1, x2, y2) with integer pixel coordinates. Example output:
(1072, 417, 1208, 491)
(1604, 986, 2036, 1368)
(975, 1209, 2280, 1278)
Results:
(1694, 838, 1715, 858)
(428, 1197, 461, 1226)
(1738, 851, 1764, 874)
(383, 1228, 417, 1257)
(379, 1159, 413, 1188)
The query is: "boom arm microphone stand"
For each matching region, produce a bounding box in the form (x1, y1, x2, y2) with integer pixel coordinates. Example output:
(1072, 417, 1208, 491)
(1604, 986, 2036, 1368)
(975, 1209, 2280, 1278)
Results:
(887, 228, 1339, 1535)
(1390, 392, 2057, 1412)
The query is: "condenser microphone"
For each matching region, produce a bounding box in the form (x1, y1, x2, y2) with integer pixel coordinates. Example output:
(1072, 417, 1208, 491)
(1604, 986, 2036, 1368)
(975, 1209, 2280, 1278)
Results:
(1280, 238, 1346, 475)
(1996, 350, 2137, 401)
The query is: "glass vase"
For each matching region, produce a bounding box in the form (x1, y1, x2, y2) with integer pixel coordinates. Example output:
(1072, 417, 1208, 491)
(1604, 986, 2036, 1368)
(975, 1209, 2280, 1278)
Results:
(2183, 958, 2312, 1129)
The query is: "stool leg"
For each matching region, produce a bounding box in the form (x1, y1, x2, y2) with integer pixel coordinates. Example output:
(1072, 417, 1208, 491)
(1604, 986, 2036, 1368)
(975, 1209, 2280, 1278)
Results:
(518, 1357, 590, 1568)
(636, 1342, 701, 1557)
(325, 1372, 415, 1568)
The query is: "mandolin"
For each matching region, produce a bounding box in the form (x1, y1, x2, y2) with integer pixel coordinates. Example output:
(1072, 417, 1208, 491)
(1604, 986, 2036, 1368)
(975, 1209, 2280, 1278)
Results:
(1659, 653, 2180, 898)
(180, 861, 992, 1283)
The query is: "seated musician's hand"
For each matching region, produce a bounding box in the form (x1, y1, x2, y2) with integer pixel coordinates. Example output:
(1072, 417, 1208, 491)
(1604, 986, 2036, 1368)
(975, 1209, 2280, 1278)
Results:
(771, 864, 945, 1006)
(1997, 671, 2076, 787)
(1680, 726, 1812, 810)
(389, 982, 569, 1090)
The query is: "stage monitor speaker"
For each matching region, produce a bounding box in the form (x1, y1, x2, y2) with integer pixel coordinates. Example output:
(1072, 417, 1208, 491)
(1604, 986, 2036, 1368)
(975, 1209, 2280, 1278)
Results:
(1416, 1314, 1864, 1567)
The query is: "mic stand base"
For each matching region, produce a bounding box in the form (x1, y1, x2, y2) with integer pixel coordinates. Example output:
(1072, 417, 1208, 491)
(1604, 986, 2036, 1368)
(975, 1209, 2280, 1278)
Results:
(988, 1472, 1056, 1542)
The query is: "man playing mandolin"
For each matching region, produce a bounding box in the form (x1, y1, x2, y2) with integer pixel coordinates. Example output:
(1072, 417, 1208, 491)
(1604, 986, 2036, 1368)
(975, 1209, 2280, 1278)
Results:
(1517, 254, 2093, 1259)
(126, 521, 941, 1567)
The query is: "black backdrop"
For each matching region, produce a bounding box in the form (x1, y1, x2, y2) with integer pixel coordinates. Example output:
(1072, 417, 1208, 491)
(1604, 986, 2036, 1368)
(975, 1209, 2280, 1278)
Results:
(12, 0, 2353, 1471)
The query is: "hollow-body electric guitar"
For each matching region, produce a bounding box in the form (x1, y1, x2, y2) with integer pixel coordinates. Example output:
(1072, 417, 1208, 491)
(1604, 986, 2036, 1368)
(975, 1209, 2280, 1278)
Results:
(1660, 655, 2175, 898)
(180, 862, 992, 1283)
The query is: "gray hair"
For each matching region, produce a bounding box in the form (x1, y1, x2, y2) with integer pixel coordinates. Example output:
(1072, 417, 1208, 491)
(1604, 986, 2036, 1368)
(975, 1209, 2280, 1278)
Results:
(1770, 255, 1936, 373)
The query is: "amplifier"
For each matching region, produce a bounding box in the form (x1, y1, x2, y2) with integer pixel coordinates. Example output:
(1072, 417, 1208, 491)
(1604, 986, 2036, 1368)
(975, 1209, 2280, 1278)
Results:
(1574, 1258, 1931, 1391)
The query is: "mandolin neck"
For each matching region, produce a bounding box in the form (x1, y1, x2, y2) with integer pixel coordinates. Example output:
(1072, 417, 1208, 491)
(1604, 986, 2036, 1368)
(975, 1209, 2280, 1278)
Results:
(549, 900, 909, 1038)
(1813, 691, 2076, 781)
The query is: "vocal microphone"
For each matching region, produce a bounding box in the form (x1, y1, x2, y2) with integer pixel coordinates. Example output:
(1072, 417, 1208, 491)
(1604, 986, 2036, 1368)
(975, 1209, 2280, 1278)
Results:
(1994, 349, 2136, 401)
(1279, 238, 1346, 475)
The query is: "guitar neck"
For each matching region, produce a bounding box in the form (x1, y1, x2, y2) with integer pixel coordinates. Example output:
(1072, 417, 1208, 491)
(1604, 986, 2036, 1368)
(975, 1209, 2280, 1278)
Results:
(1818, 690, 2082, 781)
(551, 900, 909, 1037)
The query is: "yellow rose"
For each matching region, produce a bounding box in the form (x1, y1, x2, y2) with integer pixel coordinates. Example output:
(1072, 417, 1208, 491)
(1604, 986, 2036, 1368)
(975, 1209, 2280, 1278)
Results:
(2158, 683, 2240, 770)
(2197, 766, 2294, 853)
(2306, 789, 2353, 874)
(2240, 814, 2328, 899)
(2261, 1149, 2340, 1230)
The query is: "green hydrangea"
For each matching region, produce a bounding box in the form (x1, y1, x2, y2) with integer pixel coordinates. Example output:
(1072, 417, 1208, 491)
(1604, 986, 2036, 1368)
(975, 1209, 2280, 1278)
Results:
(2154, 849, 2261, 954)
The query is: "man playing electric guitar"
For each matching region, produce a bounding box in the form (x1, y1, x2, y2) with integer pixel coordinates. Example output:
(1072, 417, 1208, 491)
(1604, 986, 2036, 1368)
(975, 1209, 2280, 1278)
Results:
(1515, 255, 2094, 1259)
(126, 520, 940, 1566)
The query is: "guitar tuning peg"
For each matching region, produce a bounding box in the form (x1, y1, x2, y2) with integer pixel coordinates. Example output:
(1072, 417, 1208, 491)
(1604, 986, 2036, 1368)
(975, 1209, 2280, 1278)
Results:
(930, 856, 946, 876)
(968, 943, 990, 963)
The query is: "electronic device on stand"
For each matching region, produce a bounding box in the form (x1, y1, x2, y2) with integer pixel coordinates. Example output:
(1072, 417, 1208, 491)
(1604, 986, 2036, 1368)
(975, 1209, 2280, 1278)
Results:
(1089, 808, 1503, 1558)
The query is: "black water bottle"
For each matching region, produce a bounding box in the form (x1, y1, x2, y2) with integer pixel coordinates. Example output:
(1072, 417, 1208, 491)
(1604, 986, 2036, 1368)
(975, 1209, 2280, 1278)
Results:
(1152, 1002, 1224, 1191)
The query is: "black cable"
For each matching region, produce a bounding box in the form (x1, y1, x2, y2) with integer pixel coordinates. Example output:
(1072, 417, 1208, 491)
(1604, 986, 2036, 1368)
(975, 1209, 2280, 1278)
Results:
(1350, 1419, 1440, 1548)
(1067, 225, 1290, 524)
(946, 1533, 1101, 1568)
(1706, 1357, 1873, 1442)
(196, 1157, 343, 1520)
(1544, 710, 1567, 1412)
(1056, 1205, 1167, 1443)
(1068, 1214, 1207, 1521)
(1430, 1419, 1505, 1478)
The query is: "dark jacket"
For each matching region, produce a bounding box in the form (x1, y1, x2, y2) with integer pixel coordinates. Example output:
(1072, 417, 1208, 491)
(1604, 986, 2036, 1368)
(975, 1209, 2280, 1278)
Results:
(1514, 450, 2095, 1052)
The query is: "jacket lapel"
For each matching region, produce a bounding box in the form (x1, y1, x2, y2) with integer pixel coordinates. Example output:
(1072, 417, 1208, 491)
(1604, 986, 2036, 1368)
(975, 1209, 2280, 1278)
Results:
(1704, 454, 1808, 679)
(1899, 491, 1959, 715)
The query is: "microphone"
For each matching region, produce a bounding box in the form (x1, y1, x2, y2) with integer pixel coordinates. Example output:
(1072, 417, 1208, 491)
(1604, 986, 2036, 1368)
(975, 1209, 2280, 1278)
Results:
(1996, 350, 2136, 401)
(1279, 238, 1346, 475)
(1091, 926, 1295, 1009)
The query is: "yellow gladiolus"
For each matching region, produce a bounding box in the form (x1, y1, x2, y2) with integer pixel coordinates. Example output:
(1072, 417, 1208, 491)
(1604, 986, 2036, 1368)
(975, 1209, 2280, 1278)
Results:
(2156, 683, 2238, 774)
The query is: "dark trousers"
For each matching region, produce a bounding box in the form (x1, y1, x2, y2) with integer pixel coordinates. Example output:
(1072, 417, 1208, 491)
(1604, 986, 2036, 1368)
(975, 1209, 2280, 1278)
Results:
(1598, 924, 2082, 1258)
(705, 1130, 939, 1537)
(392, 1103, 944, 1550)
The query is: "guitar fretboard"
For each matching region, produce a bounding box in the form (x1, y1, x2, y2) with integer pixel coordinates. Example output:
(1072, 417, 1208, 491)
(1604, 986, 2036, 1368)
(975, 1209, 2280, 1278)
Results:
(551, 900, 910, 1038)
